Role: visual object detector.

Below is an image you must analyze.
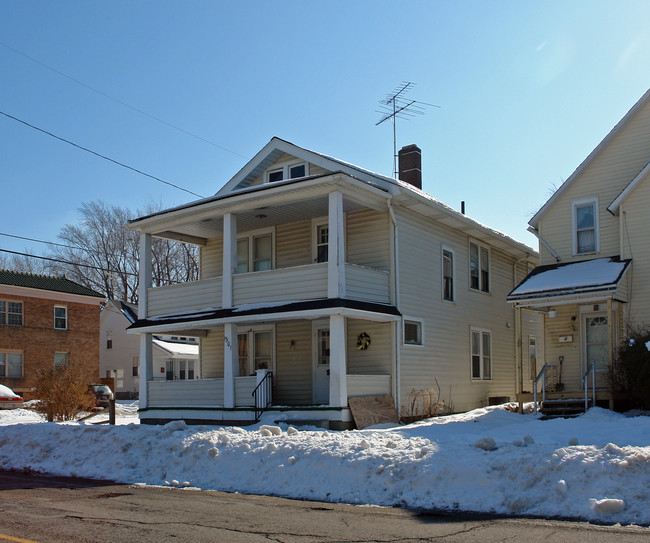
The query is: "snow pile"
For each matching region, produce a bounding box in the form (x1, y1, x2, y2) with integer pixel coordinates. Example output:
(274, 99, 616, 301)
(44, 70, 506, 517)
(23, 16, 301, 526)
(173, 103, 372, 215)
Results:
(0, 405, 649, 525)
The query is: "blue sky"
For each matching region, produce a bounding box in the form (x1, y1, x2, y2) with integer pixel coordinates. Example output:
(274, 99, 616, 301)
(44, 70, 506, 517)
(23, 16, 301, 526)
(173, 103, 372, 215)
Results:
(1, 0, 650, 258)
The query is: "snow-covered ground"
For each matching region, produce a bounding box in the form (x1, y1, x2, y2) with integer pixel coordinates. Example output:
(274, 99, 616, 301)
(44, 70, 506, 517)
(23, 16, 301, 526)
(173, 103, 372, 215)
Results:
(0, 403, 648, 526)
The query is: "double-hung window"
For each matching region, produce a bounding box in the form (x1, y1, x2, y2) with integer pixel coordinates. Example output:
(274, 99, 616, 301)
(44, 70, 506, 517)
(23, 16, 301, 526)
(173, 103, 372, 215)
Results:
(0, 300, 23, 326)
(0, 351, 23, 378)
(237, 230, 273, 272)
(469, 242, 489, 293)
(471, 328, 491, 380)
(54, 306, 68, 330)
(572, 198, 598, 255)
(442, 247, 454, 302)
(314, 222, 329, 263)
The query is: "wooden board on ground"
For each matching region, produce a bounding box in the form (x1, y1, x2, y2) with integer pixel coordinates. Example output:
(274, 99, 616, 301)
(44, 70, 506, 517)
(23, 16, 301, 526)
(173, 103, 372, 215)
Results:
(348, 395, 399, 429)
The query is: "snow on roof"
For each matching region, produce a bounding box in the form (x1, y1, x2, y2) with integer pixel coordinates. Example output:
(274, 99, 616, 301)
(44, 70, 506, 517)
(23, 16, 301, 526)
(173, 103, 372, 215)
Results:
(508, 257, 631, 301)
(152, 339, 199, 357)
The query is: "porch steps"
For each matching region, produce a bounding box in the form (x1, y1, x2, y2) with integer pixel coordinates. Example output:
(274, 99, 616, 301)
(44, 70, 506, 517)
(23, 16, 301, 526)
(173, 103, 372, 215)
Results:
(540, 398, 591, 419)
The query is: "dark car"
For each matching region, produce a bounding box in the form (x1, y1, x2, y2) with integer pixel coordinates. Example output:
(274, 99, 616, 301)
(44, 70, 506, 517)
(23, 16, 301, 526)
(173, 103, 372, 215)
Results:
(89, 384, 114, 408)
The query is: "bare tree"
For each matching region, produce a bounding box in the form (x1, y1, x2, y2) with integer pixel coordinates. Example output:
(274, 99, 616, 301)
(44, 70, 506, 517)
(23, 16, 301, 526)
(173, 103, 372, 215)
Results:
(0, 250, 48, 275)
(47, 200, 199, 303)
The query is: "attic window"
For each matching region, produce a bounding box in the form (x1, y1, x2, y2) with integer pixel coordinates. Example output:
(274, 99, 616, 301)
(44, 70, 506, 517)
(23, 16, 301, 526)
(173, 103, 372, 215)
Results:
(266, 162, 308, 183)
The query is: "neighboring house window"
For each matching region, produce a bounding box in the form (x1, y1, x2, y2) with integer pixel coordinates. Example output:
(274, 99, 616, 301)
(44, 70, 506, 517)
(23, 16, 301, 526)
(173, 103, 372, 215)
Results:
(266, 162, 308, 183)
(54, 353, 68, 367)
(471, 328, 491, 380)
(54, 306, 67, 330)
(188, 360, 195, 380)
(237, 230, 273, 272)
(442, 247, 454, 302)
(0, 351, 23, 378)
(132, 356, 139, 377)
(179, 360, 186, 380)
(106, 332, 113, 350)
(403, 319, 423, 345)
(573, 198, 598, 254)
(0, 301, 23, 326)
(315, 223, 329, 263)
(469, 242, 489, 293)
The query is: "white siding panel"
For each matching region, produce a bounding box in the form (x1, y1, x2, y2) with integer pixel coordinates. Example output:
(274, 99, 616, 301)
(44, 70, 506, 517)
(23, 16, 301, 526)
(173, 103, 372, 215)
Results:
(347, 374, 391, 397)
(201, 328, 224, 378)
(345, 264, 390, 304)
(275, 320, 312, 405)
(147, 278, 222, 317)
(347, 320, 392, 375)
(276, 220, 312, 269)
(233, 264, 327, 305)
(347, 209, 390, 269)
(200, 237, 223, 279)
(234, 376, 256, 406)
(148, 379, 224, 407)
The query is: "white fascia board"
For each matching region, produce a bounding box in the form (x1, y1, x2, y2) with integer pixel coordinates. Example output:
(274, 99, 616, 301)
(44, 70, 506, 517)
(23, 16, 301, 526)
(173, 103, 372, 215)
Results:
(608, 160, 650, 214)
(529, 88, 650, 228)
(509, 291, 617, 309)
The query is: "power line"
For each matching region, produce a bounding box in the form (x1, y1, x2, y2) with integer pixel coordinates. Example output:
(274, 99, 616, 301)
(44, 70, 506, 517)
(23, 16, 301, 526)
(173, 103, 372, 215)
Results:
(0, 40, 249, 160)
(0, 110, 205, 199)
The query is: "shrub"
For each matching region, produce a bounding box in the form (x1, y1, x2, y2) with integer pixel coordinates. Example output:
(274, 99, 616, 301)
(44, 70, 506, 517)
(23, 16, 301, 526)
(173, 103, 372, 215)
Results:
(34, 362, 96, 422)
(610, 326, 650, 410)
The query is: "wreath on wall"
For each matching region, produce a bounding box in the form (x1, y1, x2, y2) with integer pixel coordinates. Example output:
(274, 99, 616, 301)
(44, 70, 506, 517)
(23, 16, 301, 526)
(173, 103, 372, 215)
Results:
(356, 332, 371, 350)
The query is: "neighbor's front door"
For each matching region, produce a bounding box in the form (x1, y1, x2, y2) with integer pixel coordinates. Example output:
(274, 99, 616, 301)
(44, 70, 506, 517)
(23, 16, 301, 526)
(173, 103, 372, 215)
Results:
(313, 326, 330, 404)
(583, 313, 609, 389)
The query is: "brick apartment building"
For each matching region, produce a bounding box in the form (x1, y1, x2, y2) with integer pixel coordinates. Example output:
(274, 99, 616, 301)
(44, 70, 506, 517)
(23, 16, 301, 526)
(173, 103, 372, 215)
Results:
(0, 270, 104, 400)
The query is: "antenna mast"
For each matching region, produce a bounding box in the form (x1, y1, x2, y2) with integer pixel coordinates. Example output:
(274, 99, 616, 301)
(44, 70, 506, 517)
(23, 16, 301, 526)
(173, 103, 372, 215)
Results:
(376, 81, 438, 177)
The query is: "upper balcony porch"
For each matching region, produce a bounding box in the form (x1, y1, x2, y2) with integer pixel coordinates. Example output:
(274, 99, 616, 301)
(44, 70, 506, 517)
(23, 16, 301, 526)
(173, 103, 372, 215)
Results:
(136, 175, 395, 322)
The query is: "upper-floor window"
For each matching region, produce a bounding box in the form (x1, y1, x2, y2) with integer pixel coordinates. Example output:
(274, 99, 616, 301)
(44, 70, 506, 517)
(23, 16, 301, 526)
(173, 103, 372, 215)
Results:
(0, 351, 23, 378)
(471, 328, 491, 380)
(237, 230, 273, 272)
(315, 223, 329, 263)
(469, 242, 489, 293)
(266, 162, 308, 183)
(54, 306, 68, 330)
(0, 300, 23, 326)
(442, 247, 454, 302)
(572, 198, 598, 255)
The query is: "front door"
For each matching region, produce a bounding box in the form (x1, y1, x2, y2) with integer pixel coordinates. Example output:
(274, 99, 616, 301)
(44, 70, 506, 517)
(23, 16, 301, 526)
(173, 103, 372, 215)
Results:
(583, 314, 609, 389)
(237, 328, 273, 376)
(313, 326, 330, 404)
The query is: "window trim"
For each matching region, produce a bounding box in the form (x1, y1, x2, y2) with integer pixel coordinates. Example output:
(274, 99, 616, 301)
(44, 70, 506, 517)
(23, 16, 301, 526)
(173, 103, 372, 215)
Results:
(571, 197, 599, 256)
(265, 160, 309, 184)
(403, 317, 424, 346)
(312, 217, 329, 263)
(237, 324, 276, 375)
(470, 327, 492, 381)
(441, 245, 455, 303)
(236, 227, 275, 273)
(469, 241, 490, 293)
(54, 305, 68, 330)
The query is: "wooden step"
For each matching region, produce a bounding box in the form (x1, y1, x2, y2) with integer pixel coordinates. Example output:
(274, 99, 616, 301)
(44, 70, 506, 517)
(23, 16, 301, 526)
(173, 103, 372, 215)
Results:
(540, 398, 591, 419)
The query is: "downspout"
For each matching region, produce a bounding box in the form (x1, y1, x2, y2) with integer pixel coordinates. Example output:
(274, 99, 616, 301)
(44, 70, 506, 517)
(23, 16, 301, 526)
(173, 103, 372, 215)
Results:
(527, 226, 560, 262)
(388, 199, 401, 417)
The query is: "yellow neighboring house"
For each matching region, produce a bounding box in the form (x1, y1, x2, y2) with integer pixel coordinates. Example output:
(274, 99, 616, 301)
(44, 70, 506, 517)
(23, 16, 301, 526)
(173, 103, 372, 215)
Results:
(509, 88, 650, 411)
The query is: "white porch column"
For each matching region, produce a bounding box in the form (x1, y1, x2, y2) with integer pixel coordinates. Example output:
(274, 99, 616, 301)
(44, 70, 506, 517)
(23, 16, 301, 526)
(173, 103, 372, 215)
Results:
(222, 213, 237, 308)
(329, 314, 347, 408)
(328, 191, 346, 299)
(138, 233, 153, 407)
(223, 323, 237, 408)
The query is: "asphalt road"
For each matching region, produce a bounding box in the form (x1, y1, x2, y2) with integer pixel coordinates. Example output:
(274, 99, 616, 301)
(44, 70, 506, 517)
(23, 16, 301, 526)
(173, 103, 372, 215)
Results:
(0, 470, 648, 542)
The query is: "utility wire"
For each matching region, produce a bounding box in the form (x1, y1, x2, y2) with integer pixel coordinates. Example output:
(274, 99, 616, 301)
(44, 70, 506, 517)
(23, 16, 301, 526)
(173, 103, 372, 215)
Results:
(0, 110, 205, 199)
(0, 40, 248, 160)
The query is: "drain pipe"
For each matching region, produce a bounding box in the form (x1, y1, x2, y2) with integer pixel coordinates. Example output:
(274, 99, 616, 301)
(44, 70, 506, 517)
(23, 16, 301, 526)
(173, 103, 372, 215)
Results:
(388, 199, 401, 417)
(527, 226, 560, 262)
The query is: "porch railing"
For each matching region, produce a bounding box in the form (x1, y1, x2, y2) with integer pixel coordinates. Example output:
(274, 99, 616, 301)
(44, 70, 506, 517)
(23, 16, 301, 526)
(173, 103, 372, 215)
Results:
(584, 361, 596, 411)
(253, 370, 273, 421)
(533, 362, 549, 414)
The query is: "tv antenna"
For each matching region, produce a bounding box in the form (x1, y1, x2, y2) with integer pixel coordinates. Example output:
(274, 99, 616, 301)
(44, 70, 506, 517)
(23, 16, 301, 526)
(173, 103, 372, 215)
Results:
(376, 81, 439, 177)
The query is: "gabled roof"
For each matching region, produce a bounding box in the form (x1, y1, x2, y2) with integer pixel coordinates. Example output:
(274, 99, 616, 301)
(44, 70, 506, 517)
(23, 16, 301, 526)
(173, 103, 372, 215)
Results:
(507, 256, 631, 303)
(529, 88, 650, 228)
(0, 269, 104, 299)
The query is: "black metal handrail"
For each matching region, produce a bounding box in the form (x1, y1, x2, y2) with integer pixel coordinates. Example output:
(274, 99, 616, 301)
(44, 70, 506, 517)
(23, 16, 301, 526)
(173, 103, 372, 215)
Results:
(252, 371, 273, 421)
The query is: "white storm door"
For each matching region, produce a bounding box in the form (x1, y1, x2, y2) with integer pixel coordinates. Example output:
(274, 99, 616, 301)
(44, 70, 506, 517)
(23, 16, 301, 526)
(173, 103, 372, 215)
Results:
(583, 314, 609, 389)
(313, 326, 330, 404)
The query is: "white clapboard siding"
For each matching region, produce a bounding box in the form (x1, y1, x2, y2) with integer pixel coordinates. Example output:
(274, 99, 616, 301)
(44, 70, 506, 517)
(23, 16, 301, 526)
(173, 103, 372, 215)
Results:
(234, 376, 256, 407)
(346, 209, 390, 269)
(233, 264, 328, 305)
(276, 220, 312, 269)
(275, 320, 312, 405)
(147, 277, 222, 317)
(395, 206, 519, 413)
(148, 379, 224, 407)
(345, 264, 390, 304)
(347, 320, 393, 375)
(538, 95, 650, 265)
(201, 329, 224, 379)
(200, 237, 223, 279)
(347, 374, 391, 397)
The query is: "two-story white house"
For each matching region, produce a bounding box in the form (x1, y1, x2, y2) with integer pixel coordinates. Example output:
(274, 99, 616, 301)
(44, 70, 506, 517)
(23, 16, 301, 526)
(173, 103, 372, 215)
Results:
(508, 88, 650, 412)
(128, 138, 538, 427)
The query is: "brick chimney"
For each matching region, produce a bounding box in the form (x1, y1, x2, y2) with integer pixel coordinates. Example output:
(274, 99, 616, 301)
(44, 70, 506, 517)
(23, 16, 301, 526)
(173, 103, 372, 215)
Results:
(398, 144, 422, 189)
